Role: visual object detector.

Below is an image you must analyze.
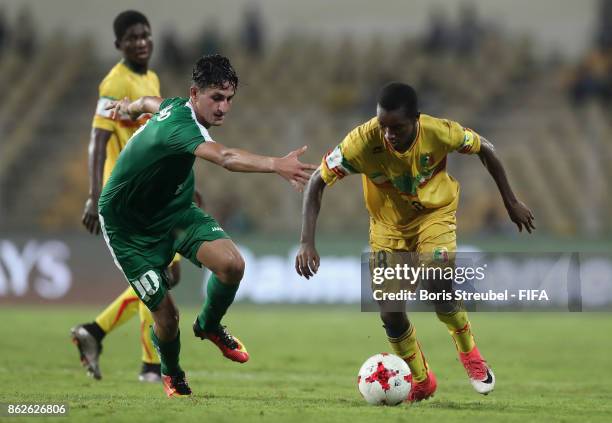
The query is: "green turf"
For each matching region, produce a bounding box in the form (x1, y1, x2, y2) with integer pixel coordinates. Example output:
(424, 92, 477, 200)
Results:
(1, 305, 611, 422)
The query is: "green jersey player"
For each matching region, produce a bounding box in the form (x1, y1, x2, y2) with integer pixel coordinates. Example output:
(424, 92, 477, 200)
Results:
(99, 54, 316, 397)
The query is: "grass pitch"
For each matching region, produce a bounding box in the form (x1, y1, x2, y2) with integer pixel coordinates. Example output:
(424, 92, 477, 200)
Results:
(1, 305, 611, 422)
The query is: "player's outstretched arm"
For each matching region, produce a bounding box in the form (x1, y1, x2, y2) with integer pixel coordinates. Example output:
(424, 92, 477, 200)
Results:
(194, 143, 317, 192)
(295, 167, 326, 279)
(106, 96, 163, 120)
(82, 128, 112, 235)
(478, 137, 536, 233)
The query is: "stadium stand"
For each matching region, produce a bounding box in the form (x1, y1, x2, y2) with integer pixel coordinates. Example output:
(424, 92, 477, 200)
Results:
(0, 26, 610, 237)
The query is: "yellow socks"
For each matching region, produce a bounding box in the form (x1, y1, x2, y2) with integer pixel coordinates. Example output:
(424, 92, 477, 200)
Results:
(93, 286, 160, 364)
(138, 302, 160, 364)
(436, 310, 475, 353)
(94, 286, 140, 333)
(388, 325, 429, 382)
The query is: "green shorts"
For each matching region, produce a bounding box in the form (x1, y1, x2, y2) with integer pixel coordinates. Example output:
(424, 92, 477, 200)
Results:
(99, 204, 229, 310)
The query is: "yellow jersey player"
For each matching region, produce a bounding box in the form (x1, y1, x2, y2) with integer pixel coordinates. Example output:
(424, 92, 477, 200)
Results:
(296, 82, 535, 402)
(71, 10, 173, 383)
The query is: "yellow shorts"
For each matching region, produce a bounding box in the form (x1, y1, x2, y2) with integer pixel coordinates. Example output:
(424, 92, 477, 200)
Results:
(368, 196, 457, 298)
(369, 197, 457, 256)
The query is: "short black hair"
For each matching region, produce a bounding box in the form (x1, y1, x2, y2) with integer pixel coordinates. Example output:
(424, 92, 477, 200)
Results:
(377, 82, 419, 118)
(113, 10, 150, 41)
(192, 54, 239, 91)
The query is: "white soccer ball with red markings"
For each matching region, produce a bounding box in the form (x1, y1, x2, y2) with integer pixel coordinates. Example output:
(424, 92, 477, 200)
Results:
(357, 353, 411, 405)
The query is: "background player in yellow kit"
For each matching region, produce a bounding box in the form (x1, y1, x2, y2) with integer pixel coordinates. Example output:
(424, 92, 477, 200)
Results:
(71, 10, 174, 382)
(296, 82, 535, 402)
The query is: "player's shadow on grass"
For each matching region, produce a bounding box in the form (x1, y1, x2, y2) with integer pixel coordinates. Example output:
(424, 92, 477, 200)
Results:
(428, 400, 492, 410)
(428, 399, 535, 412)
(200, 393, 363, 407)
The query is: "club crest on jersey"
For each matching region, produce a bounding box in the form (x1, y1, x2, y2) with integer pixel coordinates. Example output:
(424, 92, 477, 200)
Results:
(420, 154, 434, 168)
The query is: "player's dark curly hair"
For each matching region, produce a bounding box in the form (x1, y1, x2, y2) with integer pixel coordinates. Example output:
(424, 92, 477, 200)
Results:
(377, 82, 419, 118)
(192, 54, 239, 91)
(113, 10, 150, 41)
(191, 54, 238, 90)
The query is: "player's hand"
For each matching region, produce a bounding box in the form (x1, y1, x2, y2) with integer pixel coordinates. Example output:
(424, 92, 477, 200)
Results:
(105, 97, 140, 121)
(273, 146, 318, 192)
(506, 199, 535, 233)
(295, 242, 320, 279)
(82, 196, 101, 235)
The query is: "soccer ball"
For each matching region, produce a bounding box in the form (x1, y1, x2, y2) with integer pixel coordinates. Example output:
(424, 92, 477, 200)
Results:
(357, 353, 411, 405)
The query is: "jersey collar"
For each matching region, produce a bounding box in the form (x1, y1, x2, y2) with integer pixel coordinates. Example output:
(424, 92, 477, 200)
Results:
(185, 100, 213, 142)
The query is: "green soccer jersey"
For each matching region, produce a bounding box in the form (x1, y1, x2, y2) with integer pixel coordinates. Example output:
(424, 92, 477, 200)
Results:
(99, 97, 213, 234)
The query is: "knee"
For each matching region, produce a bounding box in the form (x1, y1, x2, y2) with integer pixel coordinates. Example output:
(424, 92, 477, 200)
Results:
(215, 253, 245, 284)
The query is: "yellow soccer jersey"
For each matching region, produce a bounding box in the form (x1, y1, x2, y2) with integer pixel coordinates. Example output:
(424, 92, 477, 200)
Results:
(92, 61, 160, 183)
(321, 114, 481, 244)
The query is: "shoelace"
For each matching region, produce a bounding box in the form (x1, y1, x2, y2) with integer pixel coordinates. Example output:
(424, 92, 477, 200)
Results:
(217, 326, 239, 349)
(464, 357, 488, 380)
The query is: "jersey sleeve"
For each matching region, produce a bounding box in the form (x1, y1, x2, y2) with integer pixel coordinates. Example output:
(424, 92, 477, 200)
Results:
(159, 96, 177, 110)
(165, 99, 214, 154)
(320, 125, 368, 186)
(92, 76, 127, 132)
(440, 119, 481, 155)
(170, 128, 212, 154)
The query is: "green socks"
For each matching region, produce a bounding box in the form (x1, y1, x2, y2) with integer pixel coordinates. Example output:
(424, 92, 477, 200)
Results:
(150, 327, 182, 376)
(197, 274, 239, 332)
(149, 274, 239, 376)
